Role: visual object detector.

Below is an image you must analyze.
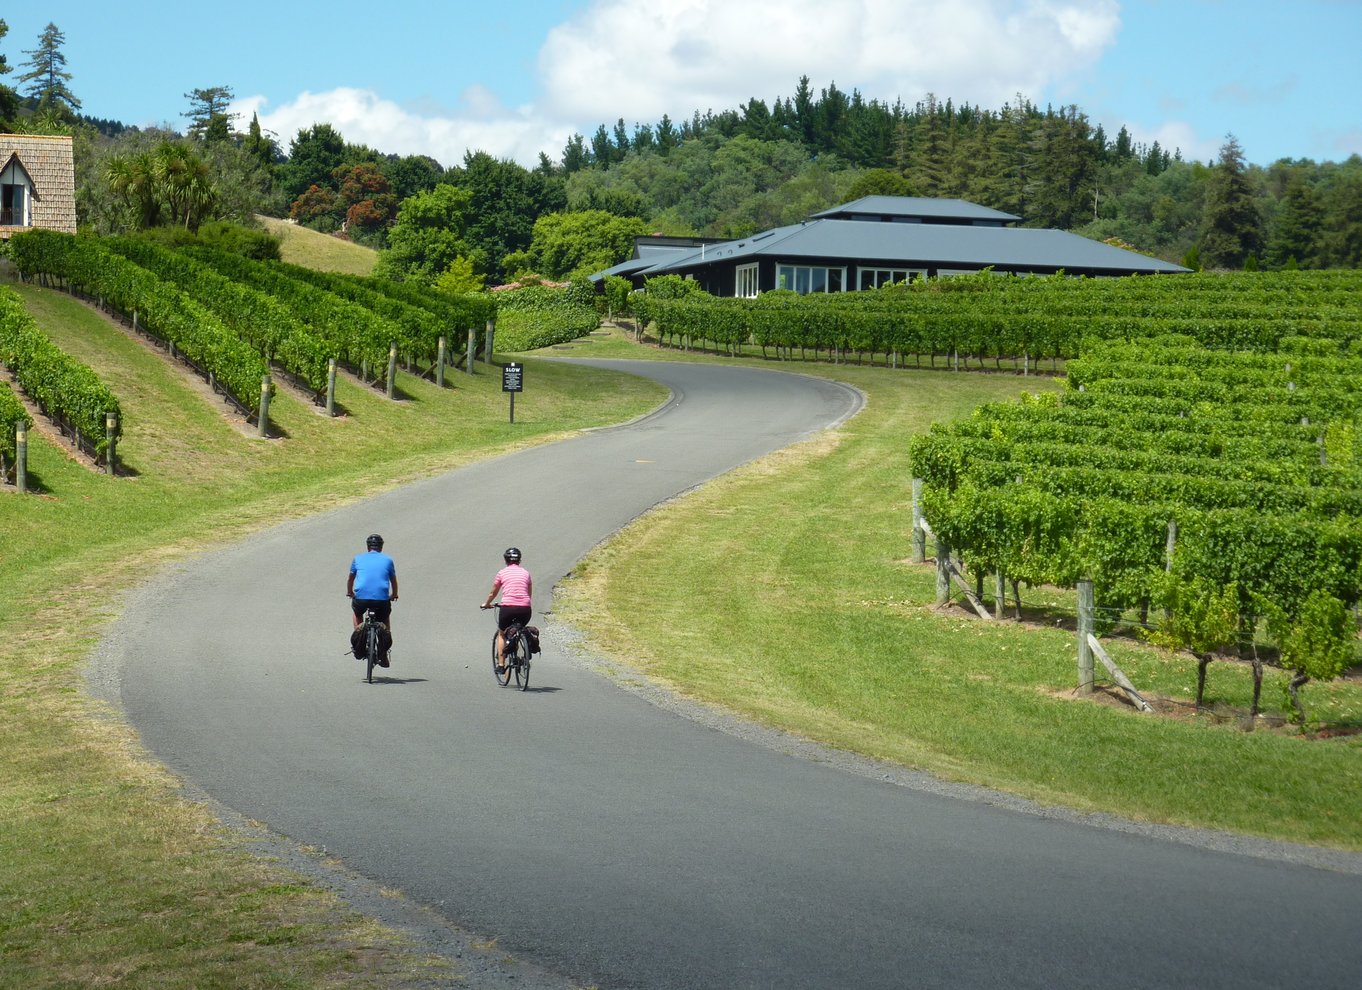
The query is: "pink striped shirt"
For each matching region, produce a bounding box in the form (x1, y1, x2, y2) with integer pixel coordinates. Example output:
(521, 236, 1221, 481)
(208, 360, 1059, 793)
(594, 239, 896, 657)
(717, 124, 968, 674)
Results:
(493, 564, 532, 606)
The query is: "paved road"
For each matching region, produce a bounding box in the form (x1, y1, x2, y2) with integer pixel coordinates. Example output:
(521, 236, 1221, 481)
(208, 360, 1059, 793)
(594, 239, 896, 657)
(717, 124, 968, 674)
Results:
(101, 361, 1362, 989)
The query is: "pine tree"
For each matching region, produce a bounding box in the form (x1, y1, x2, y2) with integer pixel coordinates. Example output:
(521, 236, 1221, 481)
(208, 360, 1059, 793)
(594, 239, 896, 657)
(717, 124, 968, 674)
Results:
(1265, 171, 1324, 268)
(18, 22, 80, 115)
(184, 86, 236, 142)
(1198, 135, 1265, 269)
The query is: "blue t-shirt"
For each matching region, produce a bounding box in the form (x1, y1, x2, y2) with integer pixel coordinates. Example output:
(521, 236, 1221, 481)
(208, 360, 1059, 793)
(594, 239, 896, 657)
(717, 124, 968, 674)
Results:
(350, 551, 396, 600)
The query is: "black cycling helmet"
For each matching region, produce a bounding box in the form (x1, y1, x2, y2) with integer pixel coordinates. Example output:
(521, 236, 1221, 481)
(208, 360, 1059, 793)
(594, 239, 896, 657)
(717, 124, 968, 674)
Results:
(503, 546, 521, 564)
(366, 533, 384, 550)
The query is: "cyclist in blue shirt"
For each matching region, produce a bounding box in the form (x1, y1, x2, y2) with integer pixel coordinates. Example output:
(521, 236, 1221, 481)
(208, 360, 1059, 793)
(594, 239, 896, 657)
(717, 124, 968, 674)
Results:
(347, 534, 398, 659)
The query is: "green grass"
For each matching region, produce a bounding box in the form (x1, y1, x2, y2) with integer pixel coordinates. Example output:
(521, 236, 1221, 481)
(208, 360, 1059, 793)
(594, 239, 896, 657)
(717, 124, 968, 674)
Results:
(255, 215, 377, 275)
(555, 327, 1362, 850)
(0, 279, 664, 988)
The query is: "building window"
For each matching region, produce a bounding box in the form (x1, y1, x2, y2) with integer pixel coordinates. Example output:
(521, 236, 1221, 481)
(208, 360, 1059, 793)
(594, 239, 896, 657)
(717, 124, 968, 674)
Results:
(857, 267, 923, 290)
(1, 181, 28, 227)
(776, 264, 845, 294)
(736, 263, 759, 298)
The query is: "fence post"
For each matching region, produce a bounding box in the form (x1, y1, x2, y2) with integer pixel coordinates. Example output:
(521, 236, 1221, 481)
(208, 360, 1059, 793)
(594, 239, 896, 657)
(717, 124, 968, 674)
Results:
(935, 539, 952, 606)
(386, 343, 398, 399)
(15, 426, 27, 493)
(485, 319, 495, 365)
(466, 327, 476, 375)
(1077, 579, 1095, 695)
(326, 358, 337, 416)
(105, 411, 118, 475)
(436, 336, 446, 387)
(257, 375, 272, 438)
(994, 571, 1005, 619)
(910, 478, 926, 563)
(1165, 520, 1177, 572)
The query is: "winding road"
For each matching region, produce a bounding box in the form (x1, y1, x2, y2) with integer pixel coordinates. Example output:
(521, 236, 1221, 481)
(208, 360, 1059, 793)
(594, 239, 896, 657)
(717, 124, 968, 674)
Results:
(99, 361, 1362, 989)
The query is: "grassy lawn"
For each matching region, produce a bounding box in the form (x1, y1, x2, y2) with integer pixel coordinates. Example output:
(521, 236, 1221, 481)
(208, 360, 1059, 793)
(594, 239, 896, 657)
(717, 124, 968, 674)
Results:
(0, 281, 664, 988)
(554, 325, 1362, 850)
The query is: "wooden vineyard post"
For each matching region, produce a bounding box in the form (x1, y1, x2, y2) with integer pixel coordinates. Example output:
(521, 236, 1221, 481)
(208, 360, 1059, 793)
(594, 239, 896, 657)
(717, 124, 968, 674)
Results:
(386, 343, 398, 399)
(911, 478, 926, 563)
(1077, 579, 1095, 695)
(436, 336, 446, 387)
(485, 319, 495, 366)
(935, 539, 951, 606)
(16, 425, 27, 493)
(994, 571, 1005, 620)
(466, 328, 476, 376)
(326, 359, 337, 416)
(1165, 520, 1177, 572)
(105, 412, 118, 475)
(257, 375, 272, 439)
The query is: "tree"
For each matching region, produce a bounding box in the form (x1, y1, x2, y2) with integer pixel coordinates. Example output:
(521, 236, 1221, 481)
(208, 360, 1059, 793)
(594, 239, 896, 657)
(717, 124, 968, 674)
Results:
(517, 209, 649, 278)
(1265, 171, 1324, 268)
(1197, 135, 1264, 269)
(18, 22, 79, 116)
(289, 183, 342, 228)
(845, 168, 913, 200)
(279, 123, 346, 201)
(0, 19, 19, 128)
(445, 151, 566, 279)
(435, 256, 486, 295)
(184, 86, 236, 143)
(373, 183, 474, 284)
(242, 112, 279, 172)
(1320, 160, 1362, 268)
(335, 162, 396, 240)
(105, 141, 217, 231)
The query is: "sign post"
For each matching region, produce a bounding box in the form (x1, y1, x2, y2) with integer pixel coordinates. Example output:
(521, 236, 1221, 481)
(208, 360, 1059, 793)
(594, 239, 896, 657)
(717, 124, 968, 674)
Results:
(502, 362, 523, 423)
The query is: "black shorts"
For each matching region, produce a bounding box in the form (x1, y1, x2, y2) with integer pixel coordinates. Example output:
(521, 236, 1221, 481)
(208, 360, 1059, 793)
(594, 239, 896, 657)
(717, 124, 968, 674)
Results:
(352, 599, 392, 624)
(497, 605, 532, 631)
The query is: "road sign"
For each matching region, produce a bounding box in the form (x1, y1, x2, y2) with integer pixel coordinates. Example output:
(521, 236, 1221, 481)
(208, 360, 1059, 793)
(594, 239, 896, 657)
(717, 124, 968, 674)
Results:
(502, 362, 524, 393)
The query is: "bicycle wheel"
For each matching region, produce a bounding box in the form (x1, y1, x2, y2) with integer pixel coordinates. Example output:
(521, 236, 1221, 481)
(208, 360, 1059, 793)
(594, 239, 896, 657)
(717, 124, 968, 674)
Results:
(513, 632, 531, 690)
(366, 624, 379, 683)
(492, 629, 511, 686)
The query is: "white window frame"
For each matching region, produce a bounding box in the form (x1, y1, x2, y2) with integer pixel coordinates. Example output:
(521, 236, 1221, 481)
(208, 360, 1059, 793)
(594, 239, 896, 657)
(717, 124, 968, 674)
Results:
(735, 262, 759, 298)
(856, 267, 925, 290)
(775, 264, 847, 294)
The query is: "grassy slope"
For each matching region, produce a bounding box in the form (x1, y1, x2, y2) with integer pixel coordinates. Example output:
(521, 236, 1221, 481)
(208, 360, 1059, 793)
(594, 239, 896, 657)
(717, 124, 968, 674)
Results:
(0, 284, 663, 988)
(256, 215, 377, 275)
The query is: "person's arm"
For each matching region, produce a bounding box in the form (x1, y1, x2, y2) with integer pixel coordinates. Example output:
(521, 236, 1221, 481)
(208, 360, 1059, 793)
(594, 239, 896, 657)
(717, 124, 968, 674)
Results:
(389, 567, 398, 601)
(346, 570, 355, 598)
(481, 578, 501, 608)
(526, 573, 533, 599)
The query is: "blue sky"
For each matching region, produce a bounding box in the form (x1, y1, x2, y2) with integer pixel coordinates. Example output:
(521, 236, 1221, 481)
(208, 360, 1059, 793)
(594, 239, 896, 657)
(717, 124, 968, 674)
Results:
(7, 1, 1360, 170)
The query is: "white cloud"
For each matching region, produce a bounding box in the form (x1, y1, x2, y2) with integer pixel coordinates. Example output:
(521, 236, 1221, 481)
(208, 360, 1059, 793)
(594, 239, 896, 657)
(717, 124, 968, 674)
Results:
(232, 89, 575, 169)
(230, 0, 1123, 168)
(538, 0, 1121, 124)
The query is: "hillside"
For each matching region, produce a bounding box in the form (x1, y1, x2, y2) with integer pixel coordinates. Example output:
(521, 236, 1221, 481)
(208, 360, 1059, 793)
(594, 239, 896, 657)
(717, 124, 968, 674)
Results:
(255, 215, 377, 276)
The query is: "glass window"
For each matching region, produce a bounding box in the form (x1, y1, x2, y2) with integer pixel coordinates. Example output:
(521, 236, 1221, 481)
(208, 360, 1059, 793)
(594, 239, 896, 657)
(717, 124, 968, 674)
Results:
(1, 184, 25, 227)
(735, 263, 759, 298)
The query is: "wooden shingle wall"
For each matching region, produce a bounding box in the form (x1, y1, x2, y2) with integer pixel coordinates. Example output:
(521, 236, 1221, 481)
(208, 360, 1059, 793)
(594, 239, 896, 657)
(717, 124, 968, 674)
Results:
(0, 133, 77, 237)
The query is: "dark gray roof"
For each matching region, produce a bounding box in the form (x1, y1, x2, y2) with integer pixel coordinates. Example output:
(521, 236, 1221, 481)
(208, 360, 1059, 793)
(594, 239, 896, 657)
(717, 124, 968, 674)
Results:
(641, 218, 1186, 276)
(811, 196, 1020, 223)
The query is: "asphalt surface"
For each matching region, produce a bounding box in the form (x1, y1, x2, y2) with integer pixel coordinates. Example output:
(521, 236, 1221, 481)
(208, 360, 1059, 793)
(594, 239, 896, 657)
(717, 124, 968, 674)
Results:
(96, 360, 1362, 989)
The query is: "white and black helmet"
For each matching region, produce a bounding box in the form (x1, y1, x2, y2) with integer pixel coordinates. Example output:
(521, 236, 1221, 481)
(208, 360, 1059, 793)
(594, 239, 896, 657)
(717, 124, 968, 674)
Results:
(503, 547, 521, 564)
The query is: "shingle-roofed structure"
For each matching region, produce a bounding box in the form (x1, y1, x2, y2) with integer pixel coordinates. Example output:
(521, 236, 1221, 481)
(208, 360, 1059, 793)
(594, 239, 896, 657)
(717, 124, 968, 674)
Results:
(0, 134, 77, 239)
(594, 195, 1186, 295)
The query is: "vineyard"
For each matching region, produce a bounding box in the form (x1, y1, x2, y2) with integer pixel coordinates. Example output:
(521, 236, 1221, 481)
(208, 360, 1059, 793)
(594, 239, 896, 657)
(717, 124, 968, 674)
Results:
(0, 230, 600, 491)
(636, 270, 1362, 365)
(908, 332, 1362, 722)
(628, 268, 1362, 721)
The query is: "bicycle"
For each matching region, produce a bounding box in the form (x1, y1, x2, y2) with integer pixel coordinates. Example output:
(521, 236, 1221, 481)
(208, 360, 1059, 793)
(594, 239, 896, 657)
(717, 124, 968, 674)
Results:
(355, 608, 388, 684)
(487, 604, 531, 691)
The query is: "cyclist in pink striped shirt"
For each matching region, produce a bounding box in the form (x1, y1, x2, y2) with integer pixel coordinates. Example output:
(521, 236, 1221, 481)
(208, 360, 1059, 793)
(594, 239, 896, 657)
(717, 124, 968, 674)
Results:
(480, 547, 533, 673)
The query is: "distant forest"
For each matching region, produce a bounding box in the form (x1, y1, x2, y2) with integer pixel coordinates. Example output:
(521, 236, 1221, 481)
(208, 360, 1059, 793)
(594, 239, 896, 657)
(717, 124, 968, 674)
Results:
(6, 19, 1360, 284)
